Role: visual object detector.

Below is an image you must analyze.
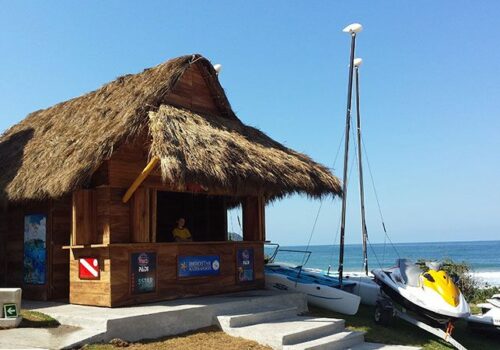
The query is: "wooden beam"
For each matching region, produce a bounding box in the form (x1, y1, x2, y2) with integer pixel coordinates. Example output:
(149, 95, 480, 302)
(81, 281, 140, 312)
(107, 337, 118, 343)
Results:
(122, 157, 159, 203)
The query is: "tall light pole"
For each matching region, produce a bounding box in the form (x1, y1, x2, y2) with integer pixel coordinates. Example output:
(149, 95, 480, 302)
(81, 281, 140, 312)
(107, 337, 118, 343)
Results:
(353, 57, 369, 276)
(339, 23, 362, 287)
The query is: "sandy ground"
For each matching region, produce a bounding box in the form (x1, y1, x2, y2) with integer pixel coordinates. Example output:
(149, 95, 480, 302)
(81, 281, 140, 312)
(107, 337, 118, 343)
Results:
(82, 326, 272, 350)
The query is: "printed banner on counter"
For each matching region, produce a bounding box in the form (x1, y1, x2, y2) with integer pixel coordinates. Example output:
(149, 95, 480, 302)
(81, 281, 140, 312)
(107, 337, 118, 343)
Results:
(178, 255, 220, 278)
(237, 248, 254, 282)
(131, 252, 157, 294)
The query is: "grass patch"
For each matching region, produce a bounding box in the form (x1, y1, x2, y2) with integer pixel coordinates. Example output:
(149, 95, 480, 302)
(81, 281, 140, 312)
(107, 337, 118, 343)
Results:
(308, 305, 498, 350)
(19, 309, 60, 328)
(82, 326, 271, 350)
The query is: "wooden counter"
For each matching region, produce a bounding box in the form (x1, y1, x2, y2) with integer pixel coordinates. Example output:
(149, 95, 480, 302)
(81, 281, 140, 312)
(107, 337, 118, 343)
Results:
(68, 241, 264, 307)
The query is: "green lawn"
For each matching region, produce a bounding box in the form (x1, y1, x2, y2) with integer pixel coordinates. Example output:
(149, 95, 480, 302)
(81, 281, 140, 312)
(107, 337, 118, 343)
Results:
(308, 305, 498, 350)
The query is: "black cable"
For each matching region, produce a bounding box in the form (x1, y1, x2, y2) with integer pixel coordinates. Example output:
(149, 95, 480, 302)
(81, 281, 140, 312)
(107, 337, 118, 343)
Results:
(361, 135, 400, 259)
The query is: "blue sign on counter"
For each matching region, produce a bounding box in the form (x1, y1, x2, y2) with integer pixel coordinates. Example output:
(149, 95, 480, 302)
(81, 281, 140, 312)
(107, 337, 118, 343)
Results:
(178, 255, 221, 278)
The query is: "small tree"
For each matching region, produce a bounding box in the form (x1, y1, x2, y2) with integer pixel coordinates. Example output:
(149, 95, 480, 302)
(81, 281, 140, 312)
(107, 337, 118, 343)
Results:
(417, 258, 500, 304)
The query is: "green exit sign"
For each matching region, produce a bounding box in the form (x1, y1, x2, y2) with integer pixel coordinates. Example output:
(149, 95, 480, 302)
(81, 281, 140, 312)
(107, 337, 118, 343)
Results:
(3, 303, 18, 318)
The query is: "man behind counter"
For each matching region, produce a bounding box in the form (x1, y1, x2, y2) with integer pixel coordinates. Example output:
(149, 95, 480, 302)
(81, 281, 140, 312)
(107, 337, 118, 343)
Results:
(172, 217, 192, 242)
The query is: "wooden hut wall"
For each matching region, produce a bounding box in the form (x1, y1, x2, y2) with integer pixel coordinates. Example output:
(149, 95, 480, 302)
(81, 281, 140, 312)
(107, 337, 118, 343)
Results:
(0, 197, 71, 300)
(0, 210, 7, 286)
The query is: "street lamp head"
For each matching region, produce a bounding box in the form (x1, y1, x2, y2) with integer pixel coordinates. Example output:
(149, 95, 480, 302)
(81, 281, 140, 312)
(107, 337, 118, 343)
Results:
(342, 23, 363, 34)
(354, 58, 363, 67)
(213, 64, 223, 75)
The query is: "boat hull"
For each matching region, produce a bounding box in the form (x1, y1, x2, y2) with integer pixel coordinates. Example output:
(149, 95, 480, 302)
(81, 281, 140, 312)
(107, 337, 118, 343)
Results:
(265, 268, 361, 315)
(467, 301, 500, 333)
(326, 271, 379, 306)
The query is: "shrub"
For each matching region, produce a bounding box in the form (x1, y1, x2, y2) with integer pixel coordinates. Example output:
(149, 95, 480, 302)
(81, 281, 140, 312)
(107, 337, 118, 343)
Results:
(417, 258, 499, 304)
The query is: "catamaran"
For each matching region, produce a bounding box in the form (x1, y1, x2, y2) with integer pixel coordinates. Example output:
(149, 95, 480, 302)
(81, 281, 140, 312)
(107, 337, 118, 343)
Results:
(265, 23, 381, 314)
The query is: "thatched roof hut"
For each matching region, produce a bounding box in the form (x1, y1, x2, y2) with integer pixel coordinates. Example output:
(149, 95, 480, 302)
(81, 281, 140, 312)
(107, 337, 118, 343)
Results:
(0, 54, 341, 203)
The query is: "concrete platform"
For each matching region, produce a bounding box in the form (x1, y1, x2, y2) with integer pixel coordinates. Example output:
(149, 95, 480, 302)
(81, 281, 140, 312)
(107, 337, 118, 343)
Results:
(0, 290, 308, 349)
(0, 290, 419, 350)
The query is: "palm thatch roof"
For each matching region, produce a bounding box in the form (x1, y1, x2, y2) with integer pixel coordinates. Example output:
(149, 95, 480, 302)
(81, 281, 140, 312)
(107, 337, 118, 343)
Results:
(0, 54, 341, 202)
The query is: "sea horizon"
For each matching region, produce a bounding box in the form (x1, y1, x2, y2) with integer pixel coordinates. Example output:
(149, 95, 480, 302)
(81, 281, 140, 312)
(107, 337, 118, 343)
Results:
(267, 240, 500, 286)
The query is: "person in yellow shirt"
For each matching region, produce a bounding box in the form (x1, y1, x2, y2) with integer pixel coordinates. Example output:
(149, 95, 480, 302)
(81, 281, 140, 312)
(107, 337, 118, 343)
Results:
(172, 217, 192, 242)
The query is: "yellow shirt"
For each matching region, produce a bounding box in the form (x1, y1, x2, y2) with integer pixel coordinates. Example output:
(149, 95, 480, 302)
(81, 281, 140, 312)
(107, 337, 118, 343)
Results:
(172, 227, 192, 240)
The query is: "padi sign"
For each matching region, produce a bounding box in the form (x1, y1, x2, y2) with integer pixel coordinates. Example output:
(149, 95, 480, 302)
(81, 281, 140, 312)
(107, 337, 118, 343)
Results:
(3, 303, 18, 318)
(178, 255, 220, 278)
(131, 252, 157, 294)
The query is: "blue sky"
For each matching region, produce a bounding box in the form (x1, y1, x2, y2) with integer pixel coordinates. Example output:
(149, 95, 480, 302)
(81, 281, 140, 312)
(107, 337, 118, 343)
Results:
(1, 1, 499, 245)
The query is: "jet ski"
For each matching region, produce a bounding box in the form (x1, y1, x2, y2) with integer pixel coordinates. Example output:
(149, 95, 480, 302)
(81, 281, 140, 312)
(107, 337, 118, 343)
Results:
(467, 294, 500, 333)
(372, 259, 470, 324)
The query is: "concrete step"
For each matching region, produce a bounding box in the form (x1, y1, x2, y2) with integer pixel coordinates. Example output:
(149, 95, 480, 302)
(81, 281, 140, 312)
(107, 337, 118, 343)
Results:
(284, 331, 364, 350)
(349, 343, 421, 350)
(218, 306, 299, 328)
(223, 316, 345, 349)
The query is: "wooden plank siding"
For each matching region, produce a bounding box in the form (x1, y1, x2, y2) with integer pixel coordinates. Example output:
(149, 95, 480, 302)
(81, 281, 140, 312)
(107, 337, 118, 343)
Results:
(50, 196, 72, 300)
(0, 197, 71, 301)
(0, 209, 7, 286)
(69, 247, 111, 306)
(130, 187, 150, 243)
(72, 190, 97, 245)
(164, 64, 222, 117)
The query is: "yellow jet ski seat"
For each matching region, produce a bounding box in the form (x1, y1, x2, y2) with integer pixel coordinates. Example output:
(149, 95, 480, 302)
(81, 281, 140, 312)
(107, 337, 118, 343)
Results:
(398, 259, 421, 287)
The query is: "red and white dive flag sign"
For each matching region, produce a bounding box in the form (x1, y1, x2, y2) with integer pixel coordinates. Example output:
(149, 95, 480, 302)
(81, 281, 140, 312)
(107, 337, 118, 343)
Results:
(79, 258, 100, 280)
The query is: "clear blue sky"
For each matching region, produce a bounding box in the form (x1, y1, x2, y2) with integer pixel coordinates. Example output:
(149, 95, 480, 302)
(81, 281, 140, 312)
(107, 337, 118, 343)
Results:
(1, 1, 499, 245)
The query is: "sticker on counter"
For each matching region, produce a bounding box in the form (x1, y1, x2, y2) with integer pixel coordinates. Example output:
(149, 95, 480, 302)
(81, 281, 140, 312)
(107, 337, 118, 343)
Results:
(178, 255, 220, 278)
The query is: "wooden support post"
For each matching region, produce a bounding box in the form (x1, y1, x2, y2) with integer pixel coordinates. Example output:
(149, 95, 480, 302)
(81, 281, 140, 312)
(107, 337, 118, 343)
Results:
(72, 190, 96, 245)
(130, 187, 150, 243)
(259, 196, 266, 242)
(242, 196, 265, 242)
(150, 189, 157, 243)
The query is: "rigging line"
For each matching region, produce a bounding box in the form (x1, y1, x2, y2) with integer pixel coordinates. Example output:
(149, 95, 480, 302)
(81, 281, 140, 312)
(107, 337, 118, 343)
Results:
(331, 130, 346, 172)
(300, 200, 323, 267)
(382, 233, 387, 266)
(300, 129, 346, 271)
(367, 235, 383, 269)
(360, 135, 400, 258)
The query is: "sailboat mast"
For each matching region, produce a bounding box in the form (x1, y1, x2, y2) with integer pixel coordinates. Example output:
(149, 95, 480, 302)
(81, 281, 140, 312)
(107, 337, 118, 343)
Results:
(354, 61, 369, 276)
(339, 23, 362, 287)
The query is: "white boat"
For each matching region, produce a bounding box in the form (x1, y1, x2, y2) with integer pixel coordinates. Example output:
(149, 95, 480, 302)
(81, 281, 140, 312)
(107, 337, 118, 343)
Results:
(467, 294, 500, 333)
(265, 263, 361, 315)
(325, 270, 379, 306)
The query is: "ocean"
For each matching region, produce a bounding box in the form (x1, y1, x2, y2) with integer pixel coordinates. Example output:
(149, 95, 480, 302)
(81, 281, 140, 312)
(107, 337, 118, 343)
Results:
(265, 240, 500, 286)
